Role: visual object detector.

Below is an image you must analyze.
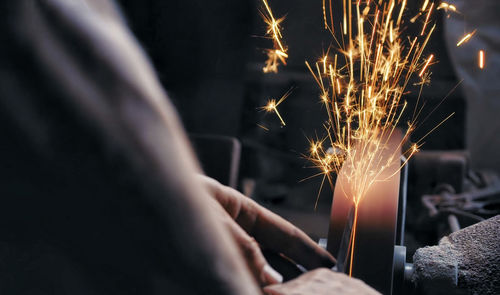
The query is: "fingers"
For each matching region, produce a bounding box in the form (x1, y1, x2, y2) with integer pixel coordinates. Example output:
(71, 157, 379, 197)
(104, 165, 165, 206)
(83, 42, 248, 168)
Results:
(264, 268, 381, 295)
(222, 189, 335, 269)
(249, 205, 336, 270)
(223, 211, 283, 286)
(199, 175, 335, 271)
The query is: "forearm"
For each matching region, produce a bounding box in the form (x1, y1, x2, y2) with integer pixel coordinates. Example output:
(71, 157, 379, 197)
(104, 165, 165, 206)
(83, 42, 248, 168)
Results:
(0, 0, 261, 294)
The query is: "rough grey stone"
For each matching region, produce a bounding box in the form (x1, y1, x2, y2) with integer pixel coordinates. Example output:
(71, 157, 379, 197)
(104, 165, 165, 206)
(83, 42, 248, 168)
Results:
(413, 215, 500, 295)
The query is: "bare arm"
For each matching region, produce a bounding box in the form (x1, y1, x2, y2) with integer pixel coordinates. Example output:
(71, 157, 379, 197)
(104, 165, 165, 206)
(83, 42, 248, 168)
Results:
(0, 0, 259, 294)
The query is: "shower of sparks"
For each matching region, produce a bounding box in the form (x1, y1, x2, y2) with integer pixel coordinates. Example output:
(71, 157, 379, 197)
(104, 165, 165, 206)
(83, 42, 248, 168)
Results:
(260, 0, 288, 73)
(456, 30, 476, 47)
(301, 0, 446, 277)
(479, 50, 485, 69)
(260, 88, 293, 126)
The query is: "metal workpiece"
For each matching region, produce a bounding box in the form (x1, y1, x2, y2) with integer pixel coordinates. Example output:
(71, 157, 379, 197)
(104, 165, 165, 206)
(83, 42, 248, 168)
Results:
(412, 215, 500, 295)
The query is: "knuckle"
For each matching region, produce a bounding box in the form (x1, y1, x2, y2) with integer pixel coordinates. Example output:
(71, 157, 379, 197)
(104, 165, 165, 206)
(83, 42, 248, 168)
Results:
(242, 237, 260, 258)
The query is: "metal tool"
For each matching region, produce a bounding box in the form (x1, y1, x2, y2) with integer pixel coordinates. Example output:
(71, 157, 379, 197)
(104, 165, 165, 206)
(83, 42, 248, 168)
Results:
(325, 132, 411, 295)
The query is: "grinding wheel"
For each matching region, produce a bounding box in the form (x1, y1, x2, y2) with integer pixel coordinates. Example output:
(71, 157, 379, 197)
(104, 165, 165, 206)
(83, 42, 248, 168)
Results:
(327, 131, 406, 295)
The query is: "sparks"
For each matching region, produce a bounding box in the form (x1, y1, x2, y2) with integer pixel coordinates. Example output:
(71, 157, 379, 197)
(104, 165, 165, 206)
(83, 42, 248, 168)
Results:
(301, 0, 440, 277)
(437, 2, 457, 14)
(263, 49, 289, 73)
(420, 2, 434, 36)
(323, 0, 329, 30)
(479, 50, 485, 69)
(260, 0, 288, 73)
(421, 0, 429, 12)
(456, 30, 476, 47)
(419, 54, 434, 77)
(257, 123, 270, 131)
(255, 0, 446, 279)
(260, 88, 293, 126)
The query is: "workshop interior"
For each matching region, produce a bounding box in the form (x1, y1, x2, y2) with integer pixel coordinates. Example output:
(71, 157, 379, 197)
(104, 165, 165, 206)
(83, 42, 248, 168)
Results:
(0, 0, 498, 294)
(126, 0, 499, 294)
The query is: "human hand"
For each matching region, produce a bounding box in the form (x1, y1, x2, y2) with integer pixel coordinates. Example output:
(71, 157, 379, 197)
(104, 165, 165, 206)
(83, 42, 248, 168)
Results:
(198, 175, 336, 287)
(264, 268, 381, 295)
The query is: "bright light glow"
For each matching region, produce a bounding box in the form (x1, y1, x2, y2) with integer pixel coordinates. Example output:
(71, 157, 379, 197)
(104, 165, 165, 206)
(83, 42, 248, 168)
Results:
(479, 50, 485, 69)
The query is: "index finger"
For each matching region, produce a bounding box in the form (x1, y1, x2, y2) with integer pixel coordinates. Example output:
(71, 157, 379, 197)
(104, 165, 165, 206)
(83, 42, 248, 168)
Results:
(246, 199, 336, 270)
(206, 177, 335, 270)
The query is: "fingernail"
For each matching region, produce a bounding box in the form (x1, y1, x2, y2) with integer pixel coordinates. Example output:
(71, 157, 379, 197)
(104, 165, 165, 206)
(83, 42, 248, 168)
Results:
(263, 264, 283, 284)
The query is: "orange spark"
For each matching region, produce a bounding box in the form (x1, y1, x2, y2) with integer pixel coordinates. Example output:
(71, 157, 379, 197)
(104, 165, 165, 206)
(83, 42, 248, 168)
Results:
(479, 50, 485, 69)
(420, 2, 434, 36)
(419, 54, 434, 77)
(257, 124, 270, 131)
(421, 0, 429, 11)
(456, 30, 476, 47)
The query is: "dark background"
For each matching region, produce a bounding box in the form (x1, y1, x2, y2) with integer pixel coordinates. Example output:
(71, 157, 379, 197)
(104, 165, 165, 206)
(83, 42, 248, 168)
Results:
(118, 0, 465, 239)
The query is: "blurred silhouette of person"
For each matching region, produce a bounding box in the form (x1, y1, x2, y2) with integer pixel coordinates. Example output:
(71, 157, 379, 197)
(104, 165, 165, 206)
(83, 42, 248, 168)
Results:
(0, 0, 381, 294)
